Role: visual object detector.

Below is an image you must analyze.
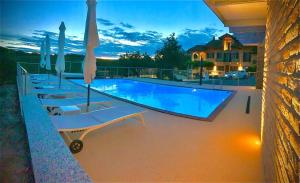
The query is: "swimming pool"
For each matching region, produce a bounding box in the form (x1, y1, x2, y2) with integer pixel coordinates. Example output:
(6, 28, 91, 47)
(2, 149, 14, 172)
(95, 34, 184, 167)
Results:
(72, 79, 234, 120)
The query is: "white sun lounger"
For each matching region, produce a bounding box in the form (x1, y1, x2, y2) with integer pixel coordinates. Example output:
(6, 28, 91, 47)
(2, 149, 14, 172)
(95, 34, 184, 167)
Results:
(30, 74, 48, 80)
(41, 97, 111, 107)
(62, 72, 84, 78)
(31, 77, 59, 83)
(33, 84, 74, 90)
(32, 88, 85, 99)
(40, 97, 112, 114)
(50, 105, 145, 153)
(32, 88, 84, 94)
(31, 79, 70, 86)
(31, 80, 66, 85)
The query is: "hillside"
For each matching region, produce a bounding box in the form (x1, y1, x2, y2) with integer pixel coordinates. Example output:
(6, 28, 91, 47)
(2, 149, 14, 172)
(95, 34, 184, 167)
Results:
(0, 47, 115, 84)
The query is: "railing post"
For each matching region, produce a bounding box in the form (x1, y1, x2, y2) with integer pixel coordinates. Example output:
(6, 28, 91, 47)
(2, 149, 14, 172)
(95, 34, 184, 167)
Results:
(220, 78, 223, 89)
(160, 69, 162, 79)
(69, 62, 72, 73)
(23, 72, 27, 95)
(17, 63, 19, 87)
(140, 68, 142, 78)
(172, 70, 175, 81)
(109, 67, 111, 78)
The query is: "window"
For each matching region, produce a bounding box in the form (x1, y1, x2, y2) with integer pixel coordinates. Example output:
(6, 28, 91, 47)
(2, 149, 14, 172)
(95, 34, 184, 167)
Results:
(223, 53, 231, 62)
(217, 66, 224, 71)
(206, 66, 213, 70)
(223, 37, 232, 51)
(225, 42, 231, 51)
(230, 66, 238, 71)
(231, 52, 239, 61)
(216, 52, 223, 61)
(243, 52, 251, 62)
(207, 52, 214, 59)
(193, 53, 198, 60)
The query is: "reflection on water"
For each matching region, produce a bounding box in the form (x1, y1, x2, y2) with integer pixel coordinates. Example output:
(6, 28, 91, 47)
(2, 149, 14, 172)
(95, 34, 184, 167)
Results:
(72, 79, 232, 118)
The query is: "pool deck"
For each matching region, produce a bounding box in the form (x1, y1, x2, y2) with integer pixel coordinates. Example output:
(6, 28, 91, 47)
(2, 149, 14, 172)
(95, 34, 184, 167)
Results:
(70, 77, 263, 182)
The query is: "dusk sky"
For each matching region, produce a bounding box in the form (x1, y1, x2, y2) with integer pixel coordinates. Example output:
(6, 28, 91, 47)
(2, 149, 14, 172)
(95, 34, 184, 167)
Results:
(0, 0, 228, 59)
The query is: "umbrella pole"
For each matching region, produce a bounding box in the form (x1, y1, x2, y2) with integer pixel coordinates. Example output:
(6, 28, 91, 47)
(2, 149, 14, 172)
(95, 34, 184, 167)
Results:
(48, 70, 50, 84)
(87, 84, 91, 112)
(59, 72, 62, 88)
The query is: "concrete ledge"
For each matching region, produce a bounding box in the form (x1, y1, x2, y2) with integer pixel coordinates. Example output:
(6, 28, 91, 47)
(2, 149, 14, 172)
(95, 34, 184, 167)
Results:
(20, 94, 91, 182)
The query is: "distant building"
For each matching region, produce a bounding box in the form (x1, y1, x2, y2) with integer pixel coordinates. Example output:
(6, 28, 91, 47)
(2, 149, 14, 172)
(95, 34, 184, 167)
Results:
(188, 33, 258, 76)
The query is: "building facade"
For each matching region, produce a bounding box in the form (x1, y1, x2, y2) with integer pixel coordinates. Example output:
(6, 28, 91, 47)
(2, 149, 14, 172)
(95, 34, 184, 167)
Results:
(188, 34, 258, 76)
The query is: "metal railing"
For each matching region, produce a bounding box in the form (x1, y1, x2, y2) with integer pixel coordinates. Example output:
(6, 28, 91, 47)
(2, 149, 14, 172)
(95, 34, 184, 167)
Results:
(17, 63, 30, 96)
(17, 62, 257, 86)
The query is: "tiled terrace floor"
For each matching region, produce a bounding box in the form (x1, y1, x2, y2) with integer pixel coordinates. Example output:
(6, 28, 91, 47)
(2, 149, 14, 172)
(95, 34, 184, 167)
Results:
(71, 78, 263, 182)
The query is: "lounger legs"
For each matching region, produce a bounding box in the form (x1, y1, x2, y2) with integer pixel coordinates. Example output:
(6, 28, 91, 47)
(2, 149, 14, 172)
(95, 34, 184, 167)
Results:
(69, 139, 83, 154)
(60, 113, 145, 154)
(62, 131, 85, 154)
(130, 113, 145, 126)
(79, 128, 94, 141)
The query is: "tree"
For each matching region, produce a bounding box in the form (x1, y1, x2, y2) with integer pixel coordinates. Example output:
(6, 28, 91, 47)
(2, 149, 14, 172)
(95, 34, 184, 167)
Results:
(155, 33, 188, 69)
(118, 52, 156, 68)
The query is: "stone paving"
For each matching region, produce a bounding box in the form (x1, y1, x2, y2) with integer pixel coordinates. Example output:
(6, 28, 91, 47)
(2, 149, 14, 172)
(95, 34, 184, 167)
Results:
(72, 78, 263, 182)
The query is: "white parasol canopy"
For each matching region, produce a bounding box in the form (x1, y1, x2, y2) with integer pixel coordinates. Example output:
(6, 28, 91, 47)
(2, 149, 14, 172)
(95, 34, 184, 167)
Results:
(83, 0, 100, 84)
(40, 40, 46, 68)
(55, 22, 66, 74)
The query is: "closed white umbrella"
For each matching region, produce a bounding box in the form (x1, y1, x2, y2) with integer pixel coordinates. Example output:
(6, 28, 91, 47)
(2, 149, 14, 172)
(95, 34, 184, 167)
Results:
(45, 34, 51, 71)
(40, 40, 46, 69)
(83, 0, 100, 109)
(55, 22, 66, 88)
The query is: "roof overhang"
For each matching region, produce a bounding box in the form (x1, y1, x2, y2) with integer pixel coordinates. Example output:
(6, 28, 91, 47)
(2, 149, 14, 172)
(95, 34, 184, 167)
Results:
(204, 0, 267, 27)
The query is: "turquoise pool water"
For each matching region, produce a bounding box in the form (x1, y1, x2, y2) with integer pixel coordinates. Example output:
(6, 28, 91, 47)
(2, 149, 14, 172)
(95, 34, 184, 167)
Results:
(72, 79, 233, 120)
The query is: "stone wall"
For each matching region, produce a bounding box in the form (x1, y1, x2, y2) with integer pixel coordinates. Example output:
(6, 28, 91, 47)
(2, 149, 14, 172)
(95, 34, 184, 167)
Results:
(256, 43, 265, 89)
(261, 0, 300, 182)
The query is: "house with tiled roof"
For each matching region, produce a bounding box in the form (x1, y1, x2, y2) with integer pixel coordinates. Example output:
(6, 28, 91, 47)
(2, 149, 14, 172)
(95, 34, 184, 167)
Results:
(188, 33, 258, 76)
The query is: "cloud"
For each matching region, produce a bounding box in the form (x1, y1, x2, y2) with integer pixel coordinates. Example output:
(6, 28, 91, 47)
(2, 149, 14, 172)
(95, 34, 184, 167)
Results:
(0, 17, 226, 58)
(97, 25, 164, 56)
(120, 22, 134, 29)
(0, 18, 164, 57)
(97, 18, 114, 26)
(104, 26, 163, 44)
(0, 30, 85, 54)
(177, 27, 225, 50)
